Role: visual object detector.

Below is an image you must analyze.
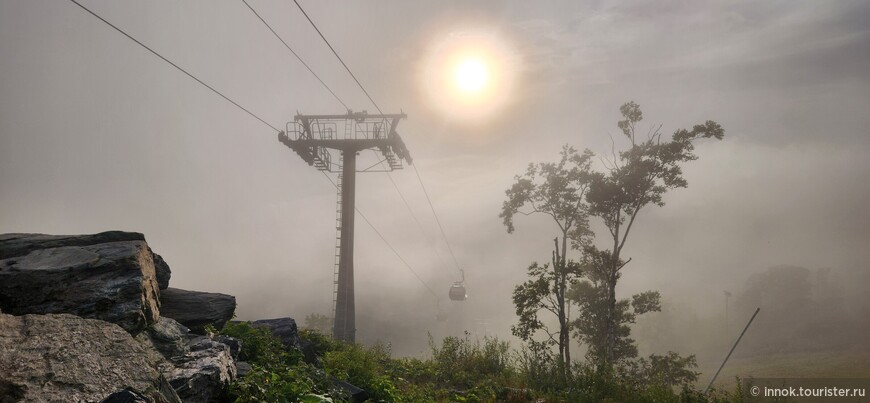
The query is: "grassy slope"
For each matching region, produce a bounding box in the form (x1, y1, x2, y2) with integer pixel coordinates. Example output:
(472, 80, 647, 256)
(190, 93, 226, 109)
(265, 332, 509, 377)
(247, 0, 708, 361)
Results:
(698, 348, 870, 389)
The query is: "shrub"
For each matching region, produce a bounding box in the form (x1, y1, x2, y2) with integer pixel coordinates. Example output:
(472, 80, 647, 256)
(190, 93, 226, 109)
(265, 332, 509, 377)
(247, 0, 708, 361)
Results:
(221, 321, 334, 402)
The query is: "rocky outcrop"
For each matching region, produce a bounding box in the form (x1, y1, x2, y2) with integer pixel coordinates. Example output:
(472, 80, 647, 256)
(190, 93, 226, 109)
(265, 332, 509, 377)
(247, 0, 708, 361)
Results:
(166, 336, 237, 403)
(0, 313, 181, 403)
(0, 239, 160, 334)
(136, 317, 238, 402)
(160, 288, 236, 334)
(0, 231, 171, 289)
(0, 230, 239, 401)
(0, 231, 146, 259)
(252, 317, 301, 349)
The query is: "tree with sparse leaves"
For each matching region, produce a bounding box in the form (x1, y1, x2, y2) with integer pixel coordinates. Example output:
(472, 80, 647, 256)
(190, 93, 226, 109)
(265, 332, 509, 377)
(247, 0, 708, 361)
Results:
(501, 146, 594, 381)
(569, 245, 662, 364)
(582, 101, 724, 366)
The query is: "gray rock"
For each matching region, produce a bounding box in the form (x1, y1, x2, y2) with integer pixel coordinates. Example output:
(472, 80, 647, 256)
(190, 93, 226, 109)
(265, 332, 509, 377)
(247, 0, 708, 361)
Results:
(138, 317, 191, 361)
(160, 288, 236, 334)
(333, 379, 370, 402)
(216, 335, 242, 360)
(0, 231, 145, 259)
(0, 240, 160, 334)
(136, 320, 238, 402)
(299, 338, 323, 367)
(0, 231, 172, 290)
(100, 389, 152, 403)
(235, 361, 253, 377)
(252, 317, 301, 349)
(0, 313, 181, 403)
(166, 336, 236, 403)
(152, 252, 171, 290)
(0, 231, 171, 289)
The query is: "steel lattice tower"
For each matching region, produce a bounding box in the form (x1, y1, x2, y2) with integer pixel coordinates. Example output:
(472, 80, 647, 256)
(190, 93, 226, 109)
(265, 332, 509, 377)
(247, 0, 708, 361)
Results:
(279, 110, 412, 342)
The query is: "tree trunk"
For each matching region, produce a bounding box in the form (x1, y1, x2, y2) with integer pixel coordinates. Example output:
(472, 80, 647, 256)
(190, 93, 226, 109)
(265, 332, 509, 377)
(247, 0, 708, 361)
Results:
(553, 236, 571, 383)
(605, 274, 617, 365)
(561, 234, 571, 371)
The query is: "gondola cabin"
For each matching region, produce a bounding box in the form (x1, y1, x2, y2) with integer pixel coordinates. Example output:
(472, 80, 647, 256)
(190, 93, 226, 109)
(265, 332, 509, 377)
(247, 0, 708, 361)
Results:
(449, 282, 467, 301)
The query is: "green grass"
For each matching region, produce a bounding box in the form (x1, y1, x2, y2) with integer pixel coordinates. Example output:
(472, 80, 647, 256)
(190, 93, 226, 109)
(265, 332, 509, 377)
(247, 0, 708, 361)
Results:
(699, 348, 870, 390)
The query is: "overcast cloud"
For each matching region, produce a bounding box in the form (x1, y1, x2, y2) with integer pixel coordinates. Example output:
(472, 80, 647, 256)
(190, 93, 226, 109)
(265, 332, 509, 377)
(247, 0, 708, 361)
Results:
(1, 0, 868, 357)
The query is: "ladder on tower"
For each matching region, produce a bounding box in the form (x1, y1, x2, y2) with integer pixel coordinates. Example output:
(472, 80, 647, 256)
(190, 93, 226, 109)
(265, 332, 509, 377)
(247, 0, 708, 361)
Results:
(331, 156, 343, 320)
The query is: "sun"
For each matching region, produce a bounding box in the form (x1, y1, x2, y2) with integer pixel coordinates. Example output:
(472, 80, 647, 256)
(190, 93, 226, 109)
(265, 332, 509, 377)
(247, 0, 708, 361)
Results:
(454, 58, 488, 93)
(419, 29, 517, 123)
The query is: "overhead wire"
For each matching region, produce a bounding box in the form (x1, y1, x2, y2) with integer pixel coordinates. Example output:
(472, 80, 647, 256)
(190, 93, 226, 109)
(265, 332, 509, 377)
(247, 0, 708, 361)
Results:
(66, 0, 437, 298)
(321, 172, 438, 299)
(413, 165, 463, 276)
(292, 0, 465, 278)
(67, 0, 280, 133)
(284, 0, 443, 258)
(241, 0, 348, 111)
(291, 0, 383, 114)
(244, 0, 451, 283)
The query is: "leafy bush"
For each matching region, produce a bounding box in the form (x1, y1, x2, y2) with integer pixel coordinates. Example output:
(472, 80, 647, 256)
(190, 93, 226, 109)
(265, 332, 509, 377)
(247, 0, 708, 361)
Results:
(322, 341, 401, 401)
(222, 322, 731, 402)
(221, 322, 335, 402)
(427, 332, 517, 390)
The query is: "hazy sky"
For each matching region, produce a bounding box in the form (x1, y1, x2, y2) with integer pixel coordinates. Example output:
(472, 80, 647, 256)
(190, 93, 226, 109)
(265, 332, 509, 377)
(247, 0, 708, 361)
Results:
(2, 1, 869, 355)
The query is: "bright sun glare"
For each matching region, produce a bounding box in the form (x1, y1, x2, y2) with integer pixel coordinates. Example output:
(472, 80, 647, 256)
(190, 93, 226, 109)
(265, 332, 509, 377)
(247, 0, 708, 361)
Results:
(454, 59, 488, 93)
(420, 30, 516, 123)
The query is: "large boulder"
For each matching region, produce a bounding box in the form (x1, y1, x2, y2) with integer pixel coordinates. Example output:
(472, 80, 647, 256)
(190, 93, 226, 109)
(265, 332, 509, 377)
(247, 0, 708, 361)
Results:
(165, 336, 237, 403)
(0, 239, 160, 334)
(0, 313, 181, 403)
(0, 231, 171, 289)
(160, 288, 236, 334)
(136, 318, 239, 402)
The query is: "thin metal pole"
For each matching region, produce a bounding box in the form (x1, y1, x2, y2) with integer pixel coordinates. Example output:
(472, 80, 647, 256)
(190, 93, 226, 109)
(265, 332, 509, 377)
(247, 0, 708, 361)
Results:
(333, 150, 357, 343)
(704, 307, 760, 393)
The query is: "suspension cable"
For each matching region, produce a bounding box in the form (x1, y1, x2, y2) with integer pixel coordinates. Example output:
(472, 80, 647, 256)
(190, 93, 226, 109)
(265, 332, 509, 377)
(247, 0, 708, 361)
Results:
(66, 0, 440, 298)
(292, 0, 464, 278)
(241, 0, 349, 111)
(321, 172, 438, 299)
(68, 0, 280, 133)
(247, 0, 451, 275)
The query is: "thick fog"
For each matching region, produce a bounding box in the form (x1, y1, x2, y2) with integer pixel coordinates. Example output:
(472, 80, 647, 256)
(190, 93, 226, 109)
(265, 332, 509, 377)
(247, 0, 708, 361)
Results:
(1, 0, 868, 373)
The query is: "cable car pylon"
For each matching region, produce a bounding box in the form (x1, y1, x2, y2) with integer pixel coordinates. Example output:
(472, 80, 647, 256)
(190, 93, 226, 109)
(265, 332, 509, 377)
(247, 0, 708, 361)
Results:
(279, 110, 412, 343)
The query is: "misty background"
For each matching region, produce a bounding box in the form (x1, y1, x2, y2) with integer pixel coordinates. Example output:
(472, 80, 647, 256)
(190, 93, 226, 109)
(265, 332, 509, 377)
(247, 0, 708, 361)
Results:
(1, 0, 869, 380)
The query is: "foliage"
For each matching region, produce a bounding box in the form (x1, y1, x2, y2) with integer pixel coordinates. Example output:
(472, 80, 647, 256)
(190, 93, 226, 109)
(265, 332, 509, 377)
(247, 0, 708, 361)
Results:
(501, 145, 596, 377)
(223, 321, 737, 402)
(221, 321, 335, 402)
(517, 340, 567, 393)
(427, 332, 517, 391)
(511, 258, 583, 383)
(616, 351, 700, 390)
(299, 327, 343, 357)
(322, 341, 401, 402)
(584, 101, 724, 365)
(500, 145, 594, 246)
(569, 248, 663, 364)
